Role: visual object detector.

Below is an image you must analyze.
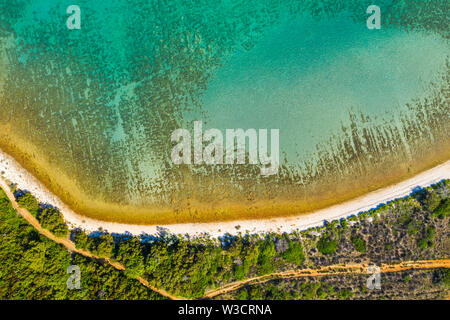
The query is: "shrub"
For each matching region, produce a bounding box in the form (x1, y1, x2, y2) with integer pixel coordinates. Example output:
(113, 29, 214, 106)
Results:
(38, 208, 68, 237)
(281, 241, 305, 266)
(94, 234, 114, 257)
(432, 199, 449, 219)
(114, 238, 145, 278)
(351, 236, 366, 253)
(233, 265, 245, 280)
(237, 289, 248, 300)
(433, 269, 450, 288)
(73, 230, 89, 249)
(317, 236, 337, 255)
(0, 197, 10, 210)
(338, 288, 354, 299)
(417, 238, 428, 250)
(257, 241, 276, 275)
(420, 190, 441, 211)
(16, 193, 39, 216)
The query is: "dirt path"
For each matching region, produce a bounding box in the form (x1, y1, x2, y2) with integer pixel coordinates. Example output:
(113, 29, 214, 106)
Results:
(0, 179, 184, 301)
(203, 259, 450, 299)
(1, 178, 448, 300)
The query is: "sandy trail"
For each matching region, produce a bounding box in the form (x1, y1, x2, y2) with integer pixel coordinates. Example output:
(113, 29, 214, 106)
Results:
(1, 148, 449, 237)
(0, 178, 184, 301)
(1, 177, 448, 300)
(203, 259, 450, 299)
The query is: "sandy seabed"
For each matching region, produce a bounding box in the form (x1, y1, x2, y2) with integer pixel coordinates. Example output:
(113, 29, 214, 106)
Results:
(1, 147, 449, 237)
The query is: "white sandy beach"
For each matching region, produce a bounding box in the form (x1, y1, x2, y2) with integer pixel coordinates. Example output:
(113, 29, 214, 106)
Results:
(1, 147, 449, 237)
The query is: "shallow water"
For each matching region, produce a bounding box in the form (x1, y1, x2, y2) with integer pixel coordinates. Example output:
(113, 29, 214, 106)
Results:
(199, 13, 449, 162)
(0, 0, 449, 224)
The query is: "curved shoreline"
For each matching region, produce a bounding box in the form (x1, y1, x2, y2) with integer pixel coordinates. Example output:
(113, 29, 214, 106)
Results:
(1, 147, 449, 237)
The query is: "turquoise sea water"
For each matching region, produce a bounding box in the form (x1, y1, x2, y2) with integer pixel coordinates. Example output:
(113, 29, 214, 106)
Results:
(0, 0, 448, 222)
(198, 13, 449, 163)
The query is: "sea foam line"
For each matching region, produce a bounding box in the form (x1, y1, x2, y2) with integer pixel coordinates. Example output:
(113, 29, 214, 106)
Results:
(1, 147, 449, 237)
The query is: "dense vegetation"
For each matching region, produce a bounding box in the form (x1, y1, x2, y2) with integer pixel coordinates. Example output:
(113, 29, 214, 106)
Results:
(1, 179, 449, 299)
(0, 189, 165, 300)
(15, 190, 68, 237)
(220, 268, 450, 300)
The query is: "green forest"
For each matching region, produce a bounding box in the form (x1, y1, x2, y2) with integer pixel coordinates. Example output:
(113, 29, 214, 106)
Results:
(0, 189, 165, 299)
(0, 179, 449, 299)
